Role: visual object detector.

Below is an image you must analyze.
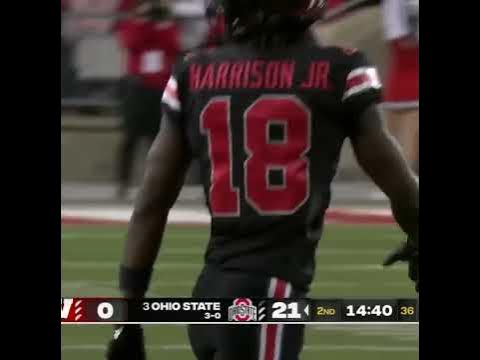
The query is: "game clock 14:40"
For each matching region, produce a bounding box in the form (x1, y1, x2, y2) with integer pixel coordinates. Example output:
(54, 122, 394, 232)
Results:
(341, 300, 418, 322)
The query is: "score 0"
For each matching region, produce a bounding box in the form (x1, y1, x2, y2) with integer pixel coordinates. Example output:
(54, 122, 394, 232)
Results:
(97, 302, 115, 320)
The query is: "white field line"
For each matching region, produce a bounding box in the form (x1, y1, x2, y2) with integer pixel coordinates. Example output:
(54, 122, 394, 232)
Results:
(60, 240, 391, 256)
(62, 207, 210, 224)
(313, 324, 418, 331)
(61, 206, 392, 224)
(61, 261, 407, 272)
(313, 324, 419, 342)
(62, 280, 390, 291)
(61, 343, 417, 352)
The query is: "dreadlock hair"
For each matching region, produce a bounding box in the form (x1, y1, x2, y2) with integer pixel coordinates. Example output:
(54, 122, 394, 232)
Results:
(223, 0, 326, 49)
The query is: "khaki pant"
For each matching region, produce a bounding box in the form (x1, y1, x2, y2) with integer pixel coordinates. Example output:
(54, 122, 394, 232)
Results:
(385, 108, 419, 172)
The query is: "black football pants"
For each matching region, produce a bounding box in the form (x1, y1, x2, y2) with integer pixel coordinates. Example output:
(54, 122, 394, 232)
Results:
(188, 265, 306, 360)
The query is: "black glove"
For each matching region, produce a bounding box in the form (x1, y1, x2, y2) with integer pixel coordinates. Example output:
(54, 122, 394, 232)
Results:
(106, 325, 146, 360)
(383, 238, 418, 293)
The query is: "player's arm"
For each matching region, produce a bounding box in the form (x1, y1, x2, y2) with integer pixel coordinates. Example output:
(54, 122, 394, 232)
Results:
(120, 114, 191, 299)
(106, 113, 190, 360)
(107, 61, 191, 360)
(338, 49, 418, 289)
(350, 105, 419, 239)
(349, 105, 419, 291)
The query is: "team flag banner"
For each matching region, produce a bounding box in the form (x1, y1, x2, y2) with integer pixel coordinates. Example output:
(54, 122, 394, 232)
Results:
(61, 298, 418, 324)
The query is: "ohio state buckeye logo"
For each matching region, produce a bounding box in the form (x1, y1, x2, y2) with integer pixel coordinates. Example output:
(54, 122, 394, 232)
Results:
(228, 298, 257, 322)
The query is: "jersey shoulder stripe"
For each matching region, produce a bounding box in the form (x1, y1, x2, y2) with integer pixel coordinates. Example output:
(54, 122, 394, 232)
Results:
(343, 66, 381, 101)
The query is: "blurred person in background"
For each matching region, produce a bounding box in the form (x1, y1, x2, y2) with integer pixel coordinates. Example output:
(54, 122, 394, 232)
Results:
(115, 0, 181, 198)
(203, 0, 226, 48)
(382, 0, 419, 173)
(61, 0, 78, 97)
(61, 0, 68, 16)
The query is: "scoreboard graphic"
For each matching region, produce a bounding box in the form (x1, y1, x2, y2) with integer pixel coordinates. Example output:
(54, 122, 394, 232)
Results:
(61, 298, 418, 324)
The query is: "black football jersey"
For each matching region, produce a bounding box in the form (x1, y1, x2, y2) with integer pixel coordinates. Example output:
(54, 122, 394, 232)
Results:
(162, 35, 382, 291)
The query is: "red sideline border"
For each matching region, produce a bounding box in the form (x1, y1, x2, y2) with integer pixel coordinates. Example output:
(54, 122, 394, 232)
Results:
(61, 209, 394, 226)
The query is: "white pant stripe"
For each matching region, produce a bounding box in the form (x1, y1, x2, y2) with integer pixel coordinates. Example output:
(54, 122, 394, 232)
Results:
(259, 277, 292, 360)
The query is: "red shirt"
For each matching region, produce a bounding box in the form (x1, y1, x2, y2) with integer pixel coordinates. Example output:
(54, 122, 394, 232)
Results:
(117, 19, 181, 90)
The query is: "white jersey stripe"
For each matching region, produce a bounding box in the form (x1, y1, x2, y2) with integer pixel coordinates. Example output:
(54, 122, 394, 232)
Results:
(343, 67, 382, 101)
(161, 76, 181, 111)
(346, 67, 378, 82)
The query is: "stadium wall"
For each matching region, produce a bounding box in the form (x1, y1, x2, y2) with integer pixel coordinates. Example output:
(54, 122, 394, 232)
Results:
(61, 6, 385, 183)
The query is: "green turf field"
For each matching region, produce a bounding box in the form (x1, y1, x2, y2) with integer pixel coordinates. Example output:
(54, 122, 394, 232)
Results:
(61, 223, 418, 359)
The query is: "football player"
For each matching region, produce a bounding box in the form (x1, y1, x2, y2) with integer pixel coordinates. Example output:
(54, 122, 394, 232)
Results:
(107, 1, 419, 359)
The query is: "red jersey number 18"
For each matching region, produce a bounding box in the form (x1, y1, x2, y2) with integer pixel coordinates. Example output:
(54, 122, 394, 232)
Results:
(200, 95, 311, 217)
